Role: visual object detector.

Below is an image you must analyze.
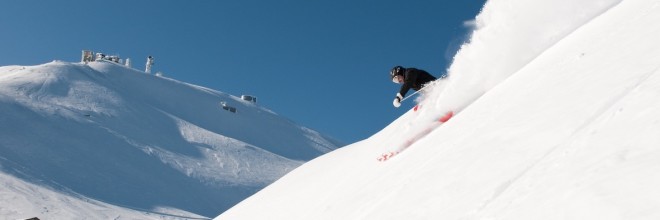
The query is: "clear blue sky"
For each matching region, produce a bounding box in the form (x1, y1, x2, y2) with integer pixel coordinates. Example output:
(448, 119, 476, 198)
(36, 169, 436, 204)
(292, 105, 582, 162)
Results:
(0, 1, 484, 144)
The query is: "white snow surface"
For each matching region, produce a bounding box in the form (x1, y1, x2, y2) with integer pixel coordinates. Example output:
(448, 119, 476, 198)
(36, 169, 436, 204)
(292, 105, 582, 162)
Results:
(218, 0, 660, 219)
(0, 61, 340, 219)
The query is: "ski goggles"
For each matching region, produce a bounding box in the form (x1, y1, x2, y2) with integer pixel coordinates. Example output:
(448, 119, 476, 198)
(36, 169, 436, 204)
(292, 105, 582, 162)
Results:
(392, 75, 402, 84)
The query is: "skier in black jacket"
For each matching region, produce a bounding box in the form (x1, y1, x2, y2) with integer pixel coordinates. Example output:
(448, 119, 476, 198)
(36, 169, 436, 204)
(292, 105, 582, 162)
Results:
(390, 66, 437, 108)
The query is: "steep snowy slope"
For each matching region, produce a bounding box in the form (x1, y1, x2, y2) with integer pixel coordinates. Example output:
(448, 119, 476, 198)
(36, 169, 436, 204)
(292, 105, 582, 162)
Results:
(217, 0, 660, 219)
(0, 61, 340, 219)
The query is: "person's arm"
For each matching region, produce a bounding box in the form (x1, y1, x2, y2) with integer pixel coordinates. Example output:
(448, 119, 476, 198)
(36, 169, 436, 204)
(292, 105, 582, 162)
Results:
(398, 70, 418, 97)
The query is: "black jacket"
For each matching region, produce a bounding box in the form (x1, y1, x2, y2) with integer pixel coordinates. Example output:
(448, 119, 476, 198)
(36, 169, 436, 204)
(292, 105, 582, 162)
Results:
(399, 68, 436, 97)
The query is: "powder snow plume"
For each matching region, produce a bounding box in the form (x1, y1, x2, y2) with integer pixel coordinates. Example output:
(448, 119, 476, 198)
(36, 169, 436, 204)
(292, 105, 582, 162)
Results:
(419, 0, 623, 118)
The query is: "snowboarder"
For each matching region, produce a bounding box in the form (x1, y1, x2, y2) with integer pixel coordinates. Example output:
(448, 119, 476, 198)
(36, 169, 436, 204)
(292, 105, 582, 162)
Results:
(390, 66, 437, 108)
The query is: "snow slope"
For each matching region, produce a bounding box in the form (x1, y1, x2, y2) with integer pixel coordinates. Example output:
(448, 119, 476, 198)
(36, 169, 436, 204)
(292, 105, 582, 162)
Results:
(217, 0, 660, 219)
(0, 61, 341, 219)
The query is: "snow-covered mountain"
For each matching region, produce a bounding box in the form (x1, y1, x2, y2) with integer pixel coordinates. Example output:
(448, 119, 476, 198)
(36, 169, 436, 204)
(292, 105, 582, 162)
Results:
(217, 0, 660, 219)
(0, 60, 341, 219)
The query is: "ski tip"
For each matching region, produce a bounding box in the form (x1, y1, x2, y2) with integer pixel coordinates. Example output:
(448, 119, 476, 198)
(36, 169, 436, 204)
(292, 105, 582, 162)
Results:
(439, 111, 454, 123)
(413, 105, 420, 112)
(377, 151, 398, 162)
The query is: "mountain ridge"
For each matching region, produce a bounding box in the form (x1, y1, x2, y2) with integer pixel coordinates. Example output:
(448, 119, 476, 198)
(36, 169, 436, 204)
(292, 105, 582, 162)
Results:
(0, 60, 341, 218)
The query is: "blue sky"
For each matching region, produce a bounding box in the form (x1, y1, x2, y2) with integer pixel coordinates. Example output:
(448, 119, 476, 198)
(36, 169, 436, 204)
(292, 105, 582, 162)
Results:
(0, 1, 484, 144)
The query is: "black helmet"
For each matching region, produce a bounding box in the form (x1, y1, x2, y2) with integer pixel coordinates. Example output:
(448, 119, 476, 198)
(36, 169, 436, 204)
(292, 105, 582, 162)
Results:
(390, 66, 405, 79)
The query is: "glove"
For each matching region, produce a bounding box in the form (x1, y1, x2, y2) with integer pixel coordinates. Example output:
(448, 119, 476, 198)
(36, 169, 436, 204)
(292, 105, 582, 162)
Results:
(392, 93, 403, 108)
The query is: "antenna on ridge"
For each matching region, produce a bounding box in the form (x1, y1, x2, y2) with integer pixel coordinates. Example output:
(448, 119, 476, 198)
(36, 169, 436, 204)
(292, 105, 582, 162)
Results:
(145, 56, 154, 73)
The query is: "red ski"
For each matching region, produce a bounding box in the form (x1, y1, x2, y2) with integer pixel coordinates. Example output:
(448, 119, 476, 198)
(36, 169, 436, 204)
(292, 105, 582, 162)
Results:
(377, 110, 454, 162)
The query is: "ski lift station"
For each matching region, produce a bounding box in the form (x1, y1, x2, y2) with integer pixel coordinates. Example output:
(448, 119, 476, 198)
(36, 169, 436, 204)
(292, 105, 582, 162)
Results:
(220, 102, 237, 113)
(81, 50, 125, 65)
(82, 50, 154, 74)
(218, 95, 258, 114)
(241, 95, 257, 103)
(82, 50, 260, 115)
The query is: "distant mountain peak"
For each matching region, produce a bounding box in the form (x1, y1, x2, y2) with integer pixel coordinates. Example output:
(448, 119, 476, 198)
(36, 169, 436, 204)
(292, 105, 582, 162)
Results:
(0, 60, 341, 218)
